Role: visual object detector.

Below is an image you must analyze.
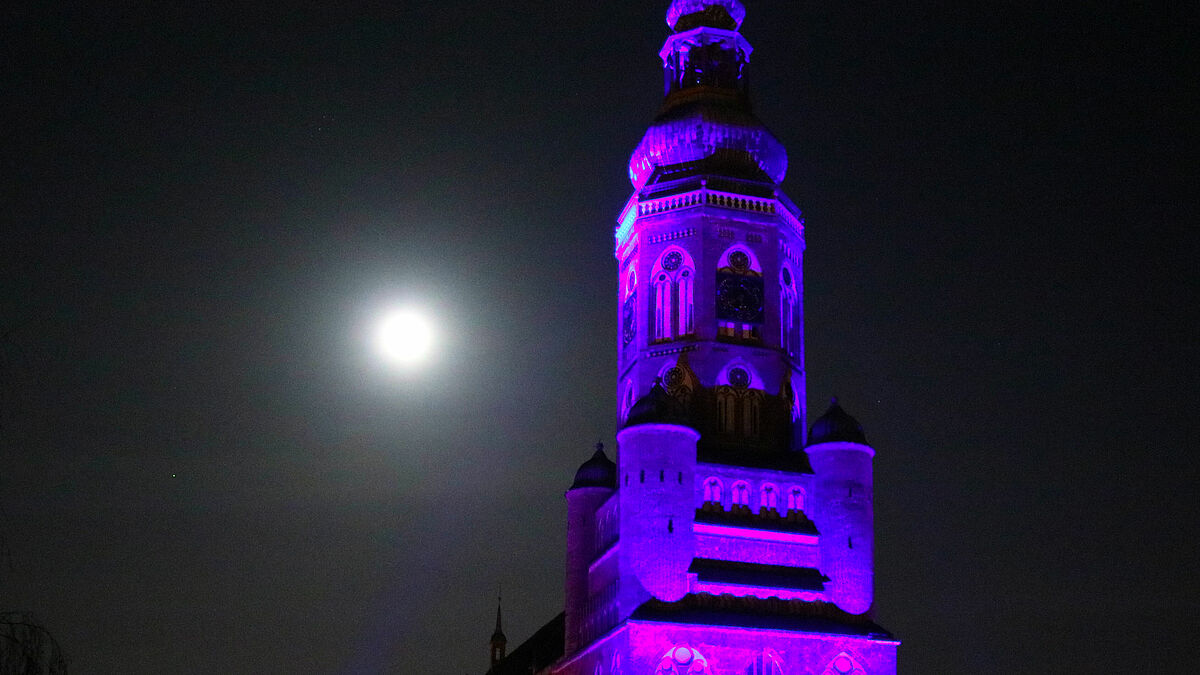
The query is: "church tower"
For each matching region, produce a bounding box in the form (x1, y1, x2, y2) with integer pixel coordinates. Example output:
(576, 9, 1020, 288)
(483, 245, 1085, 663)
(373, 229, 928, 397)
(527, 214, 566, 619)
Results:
(486, 3, 898, 673)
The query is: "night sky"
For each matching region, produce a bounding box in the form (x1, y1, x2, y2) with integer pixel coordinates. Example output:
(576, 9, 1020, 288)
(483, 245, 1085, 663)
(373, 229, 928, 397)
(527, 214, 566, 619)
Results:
(2, 1, 1195, 673)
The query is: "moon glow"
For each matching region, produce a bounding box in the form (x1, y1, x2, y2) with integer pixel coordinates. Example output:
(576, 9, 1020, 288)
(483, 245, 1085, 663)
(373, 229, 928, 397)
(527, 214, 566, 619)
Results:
(376, 309, 435, 366)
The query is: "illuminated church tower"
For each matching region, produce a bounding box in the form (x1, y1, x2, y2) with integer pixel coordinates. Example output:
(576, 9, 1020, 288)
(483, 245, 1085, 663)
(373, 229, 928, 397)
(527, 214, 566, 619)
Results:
(487, 2, 898, 673)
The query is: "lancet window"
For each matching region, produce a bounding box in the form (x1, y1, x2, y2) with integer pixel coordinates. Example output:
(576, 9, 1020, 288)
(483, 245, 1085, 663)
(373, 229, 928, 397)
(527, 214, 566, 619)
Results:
(716, 246, 764, 343)
(651, 248, 695, 342)
(779, 264, 798, 354)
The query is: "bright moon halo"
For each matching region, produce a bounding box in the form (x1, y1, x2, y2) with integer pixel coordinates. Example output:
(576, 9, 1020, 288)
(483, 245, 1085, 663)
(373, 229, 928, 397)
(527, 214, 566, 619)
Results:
(375, 309, 435, 367)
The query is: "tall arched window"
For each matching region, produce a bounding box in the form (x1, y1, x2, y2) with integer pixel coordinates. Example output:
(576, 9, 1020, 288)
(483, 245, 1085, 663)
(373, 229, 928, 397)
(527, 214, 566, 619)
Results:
(780, 264, 797, 354)
(651, 248, 695, 342)
(716, 246, 764, 343)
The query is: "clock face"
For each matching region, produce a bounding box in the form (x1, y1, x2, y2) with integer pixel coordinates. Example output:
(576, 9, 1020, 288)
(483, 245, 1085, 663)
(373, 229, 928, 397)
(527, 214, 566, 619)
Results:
(716, 275, 764, 322)
(622, 293, 637, 345)
(662, 250, 683, 271)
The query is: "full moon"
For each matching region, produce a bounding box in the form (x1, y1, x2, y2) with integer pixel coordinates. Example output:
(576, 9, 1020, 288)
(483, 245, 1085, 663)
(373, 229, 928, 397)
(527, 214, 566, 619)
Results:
(375, 309, 435, 366)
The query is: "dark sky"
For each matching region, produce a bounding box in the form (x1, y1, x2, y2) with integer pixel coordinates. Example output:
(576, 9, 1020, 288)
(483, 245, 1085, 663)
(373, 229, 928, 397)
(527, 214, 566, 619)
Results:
(2, 0, 1195, 672)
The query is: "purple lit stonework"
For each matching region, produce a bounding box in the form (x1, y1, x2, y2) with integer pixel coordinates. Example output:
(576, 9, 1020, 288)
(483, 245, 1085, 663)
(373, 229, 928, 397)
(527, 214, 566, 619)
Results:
(487, 2, 898, 673)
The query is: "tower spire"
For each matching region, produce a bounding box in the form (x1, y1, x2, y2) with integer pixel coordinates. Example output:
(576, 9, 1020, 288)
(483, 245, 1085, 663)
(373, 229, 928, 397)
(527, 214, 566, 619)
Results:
(489, 591, 506, 667)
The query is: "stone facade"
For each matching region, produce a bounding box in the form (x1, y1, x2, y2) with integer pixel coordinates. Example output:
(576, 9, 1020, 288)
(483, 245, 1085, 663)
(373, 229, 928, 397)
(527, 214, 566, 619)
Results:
(487, 2, 898, 674)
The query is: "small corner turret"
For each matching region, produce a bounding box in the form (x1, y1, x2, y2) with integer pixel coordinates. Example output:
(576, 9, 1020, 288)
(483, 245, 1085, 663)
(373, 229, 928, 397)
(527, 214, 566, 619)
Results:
(805, 398, 877, 615)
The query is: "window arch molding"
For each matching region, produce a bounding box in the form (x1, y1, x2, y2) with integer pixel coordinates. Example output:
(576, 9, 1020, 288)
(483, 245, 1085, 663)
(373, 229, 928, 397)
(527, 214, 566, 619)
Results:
(717, 245, 763, 274)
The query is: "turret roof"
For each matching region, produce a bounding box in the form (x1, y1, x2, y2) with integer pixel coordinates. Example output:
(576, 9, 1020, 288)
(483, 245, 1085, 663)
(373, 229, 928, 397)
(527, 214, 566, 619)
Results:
(624, 382, 692, 428)
(569, 443, 616, 490)
(806, 398, 869, 447)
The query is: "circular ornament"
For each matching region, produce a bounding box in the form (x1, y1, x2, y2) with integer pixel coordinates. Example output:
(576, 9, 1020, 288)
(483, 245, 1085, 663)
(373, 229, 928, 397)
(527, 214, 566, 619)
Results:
(728, 250, 750, 272)
(662, 250, 683, 271)
(781, 266, 792, 286)
(728, 367, 750, 389)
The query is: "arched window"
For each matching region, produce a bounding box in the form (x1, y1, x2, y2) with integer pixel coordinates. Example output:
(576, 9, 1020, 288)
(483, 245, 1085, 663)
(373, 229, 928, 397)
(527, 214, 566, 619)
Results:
(702, 477, 723, 509)
(621, 380, 635, 423)
(822, 652, 866, 675)
(780, 264, 797, 354)
(716, 246, 763, 342)
(744, 651, 785, 675)
(787, 486, 806, 514)
(715, 363, 763, 438)
(759, 483, 778, 515)
(651, 248, 695, 343)
(731, 481, 751, 510)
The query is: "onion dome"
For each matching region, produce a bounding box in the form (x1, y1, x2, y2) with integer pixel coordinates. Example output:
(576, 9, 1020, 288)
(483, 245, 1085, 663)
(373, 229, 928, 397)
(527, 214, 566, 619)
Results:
(629, 0, 787, 189)
(625, 382, 692, 428)
(629, 105, 787, 189)
(667, 0, 746, 31)
(806, 398, 869, 446)
(570, 443, 616, 490)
